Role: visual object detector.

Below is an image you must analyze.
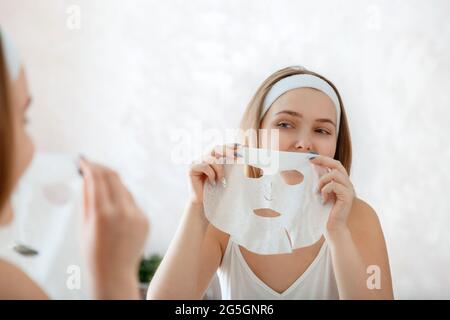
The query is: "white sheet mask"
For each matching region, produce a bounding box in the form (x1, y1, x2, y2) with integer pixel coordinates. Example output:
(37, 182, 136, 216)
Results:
(0, 152, 88, 299)
(203, 147, 332, 255)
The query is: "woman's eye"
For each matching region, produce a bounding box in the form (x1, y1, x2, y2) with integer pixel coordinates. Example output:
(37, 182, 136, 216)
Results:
(276, 122, 293, 129)
(315, 128, 330, 135)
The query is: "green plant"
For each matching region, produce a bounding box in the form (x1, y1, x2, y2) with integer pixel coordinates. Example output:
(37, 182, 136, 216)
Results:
(139, 254, 163, 283)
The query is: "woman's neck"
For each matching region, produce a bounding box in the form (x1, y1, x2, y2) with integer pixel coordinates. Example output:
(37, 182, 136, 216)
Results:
(0, 201, 14, 226)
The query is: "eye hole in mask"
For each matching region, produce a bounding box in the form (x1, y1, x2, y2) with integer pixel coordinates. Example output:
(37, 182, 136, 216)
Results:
(245, 166, 305, 185)
(280, 170, 304, 185)
(244, 165, 264, 179)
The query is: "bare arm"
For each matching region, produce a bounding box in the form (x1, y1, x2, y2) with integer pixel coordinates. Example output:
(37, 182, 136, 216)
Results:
(80, 158, 149, 300)
(310, 155, 394, 300)
(147, 144, 238, 299)
(147, 202, 223, 299)
(327, 198, 394, 299)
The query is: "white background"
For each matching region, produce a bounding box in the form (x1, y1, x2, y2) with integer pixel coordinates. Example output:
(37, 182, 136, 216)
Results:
(1, 0, 449, 299)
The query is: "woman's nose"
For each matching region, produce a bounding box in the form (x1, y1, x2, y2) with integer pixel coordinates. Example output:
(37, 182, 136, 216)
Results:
(294, 135, 313, 152)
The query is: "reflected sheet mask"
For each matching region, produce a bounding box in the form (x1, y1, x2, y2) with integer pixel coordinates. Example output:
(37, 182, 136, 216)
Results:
(0, 153, 88, 299)
(203, 147, 332, 255)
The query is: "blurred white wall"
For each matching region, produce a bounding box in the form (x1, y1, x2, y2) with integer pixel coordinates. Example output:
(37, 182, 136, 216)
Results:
(1, 0, 449, 299)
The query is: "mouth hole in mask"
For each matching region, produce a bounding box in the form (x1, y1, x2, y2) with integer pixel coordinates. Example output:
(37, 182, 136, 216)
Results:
(253, 208, 281, 218)
(42, 183, 71, 206)
(280, 170, 304, 185)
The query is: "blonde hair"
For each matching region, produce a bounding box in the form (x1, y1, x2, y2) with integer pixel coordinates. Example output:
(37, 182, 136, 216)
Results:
(239, 66, 352, 177)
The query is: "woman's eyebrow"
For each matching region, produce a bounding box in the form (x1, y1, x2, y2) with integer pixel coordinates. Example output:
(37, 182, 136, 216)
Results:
(275, 110, 336, 128)
(316, 118, 336, 127)
(275, 110, 302, 117)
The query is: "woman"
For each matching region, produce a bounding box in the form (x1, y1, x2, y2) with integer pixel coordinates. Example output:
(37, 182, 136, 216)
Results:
(0, 28, 149, 299)
(148, 66, 394, 299)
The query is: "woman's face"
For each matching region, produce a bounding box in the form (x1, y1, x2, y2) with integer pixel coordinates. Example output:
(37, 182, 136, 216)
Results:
(260, 87, 338, 157)
(10, 68, 34, 185)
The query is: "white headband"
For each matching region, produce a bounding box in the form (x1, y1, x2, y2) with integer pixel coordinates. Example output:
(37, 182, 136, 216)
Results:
(262, 74, 341, 134)
(0, 28, 21, 81)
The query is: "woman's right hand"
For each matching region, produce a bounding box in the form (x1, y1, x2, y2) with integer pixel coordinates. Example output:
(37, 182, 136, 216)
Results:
(188, 143, 241, 205)
(79, 157, 150, 299)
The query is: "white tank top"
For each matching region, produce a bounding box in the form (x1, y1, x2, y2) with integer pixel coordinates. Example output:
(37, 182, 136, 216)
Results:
(217, 237, 340, 299)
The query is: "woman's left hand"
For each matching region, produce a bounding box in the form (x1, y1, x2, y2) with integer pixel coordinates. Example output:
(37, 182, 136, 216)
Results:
(309, 155, 356, 233)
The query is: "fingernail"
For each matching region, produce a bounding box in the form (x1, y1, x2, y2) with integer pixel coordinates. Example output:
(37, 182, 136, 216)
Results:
(221, 177, 227, 188)
(308, 151, 318, 160)
(76, 156, 84, 176)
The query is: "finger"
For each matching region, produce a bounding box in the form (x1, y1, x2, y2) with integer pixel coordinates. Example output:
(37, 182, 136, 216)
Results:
(99, 166, 134, 212)
(120, 183, 136, 208)
(190, 162, 217, 185)
(204, 152, 238, 165)
(321, 180, 348, 204)
(205, 156, 225, 182)
(317, 169, 351, 193)
(211, 144, 242, 162)
(80, 158, 110, 217)
(88, 162, 118, 206)
(79, 158, 92, 219)
(202, 164, 217, 185)
(112, 176, 137, 210)
(309, 155, 348, 176)
(321, 181, 334, 204)
(211, 143, 241, 155)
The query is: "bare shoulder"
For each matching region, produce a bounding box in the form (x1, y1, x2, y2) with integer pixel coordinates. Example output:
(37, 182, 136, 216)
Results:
(346, 197, 390, 264)
(347, 198, 394, 298)
(346, 197, 391, 259)
(347, 197, 383, 236)
(0, 259, 48, 299)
